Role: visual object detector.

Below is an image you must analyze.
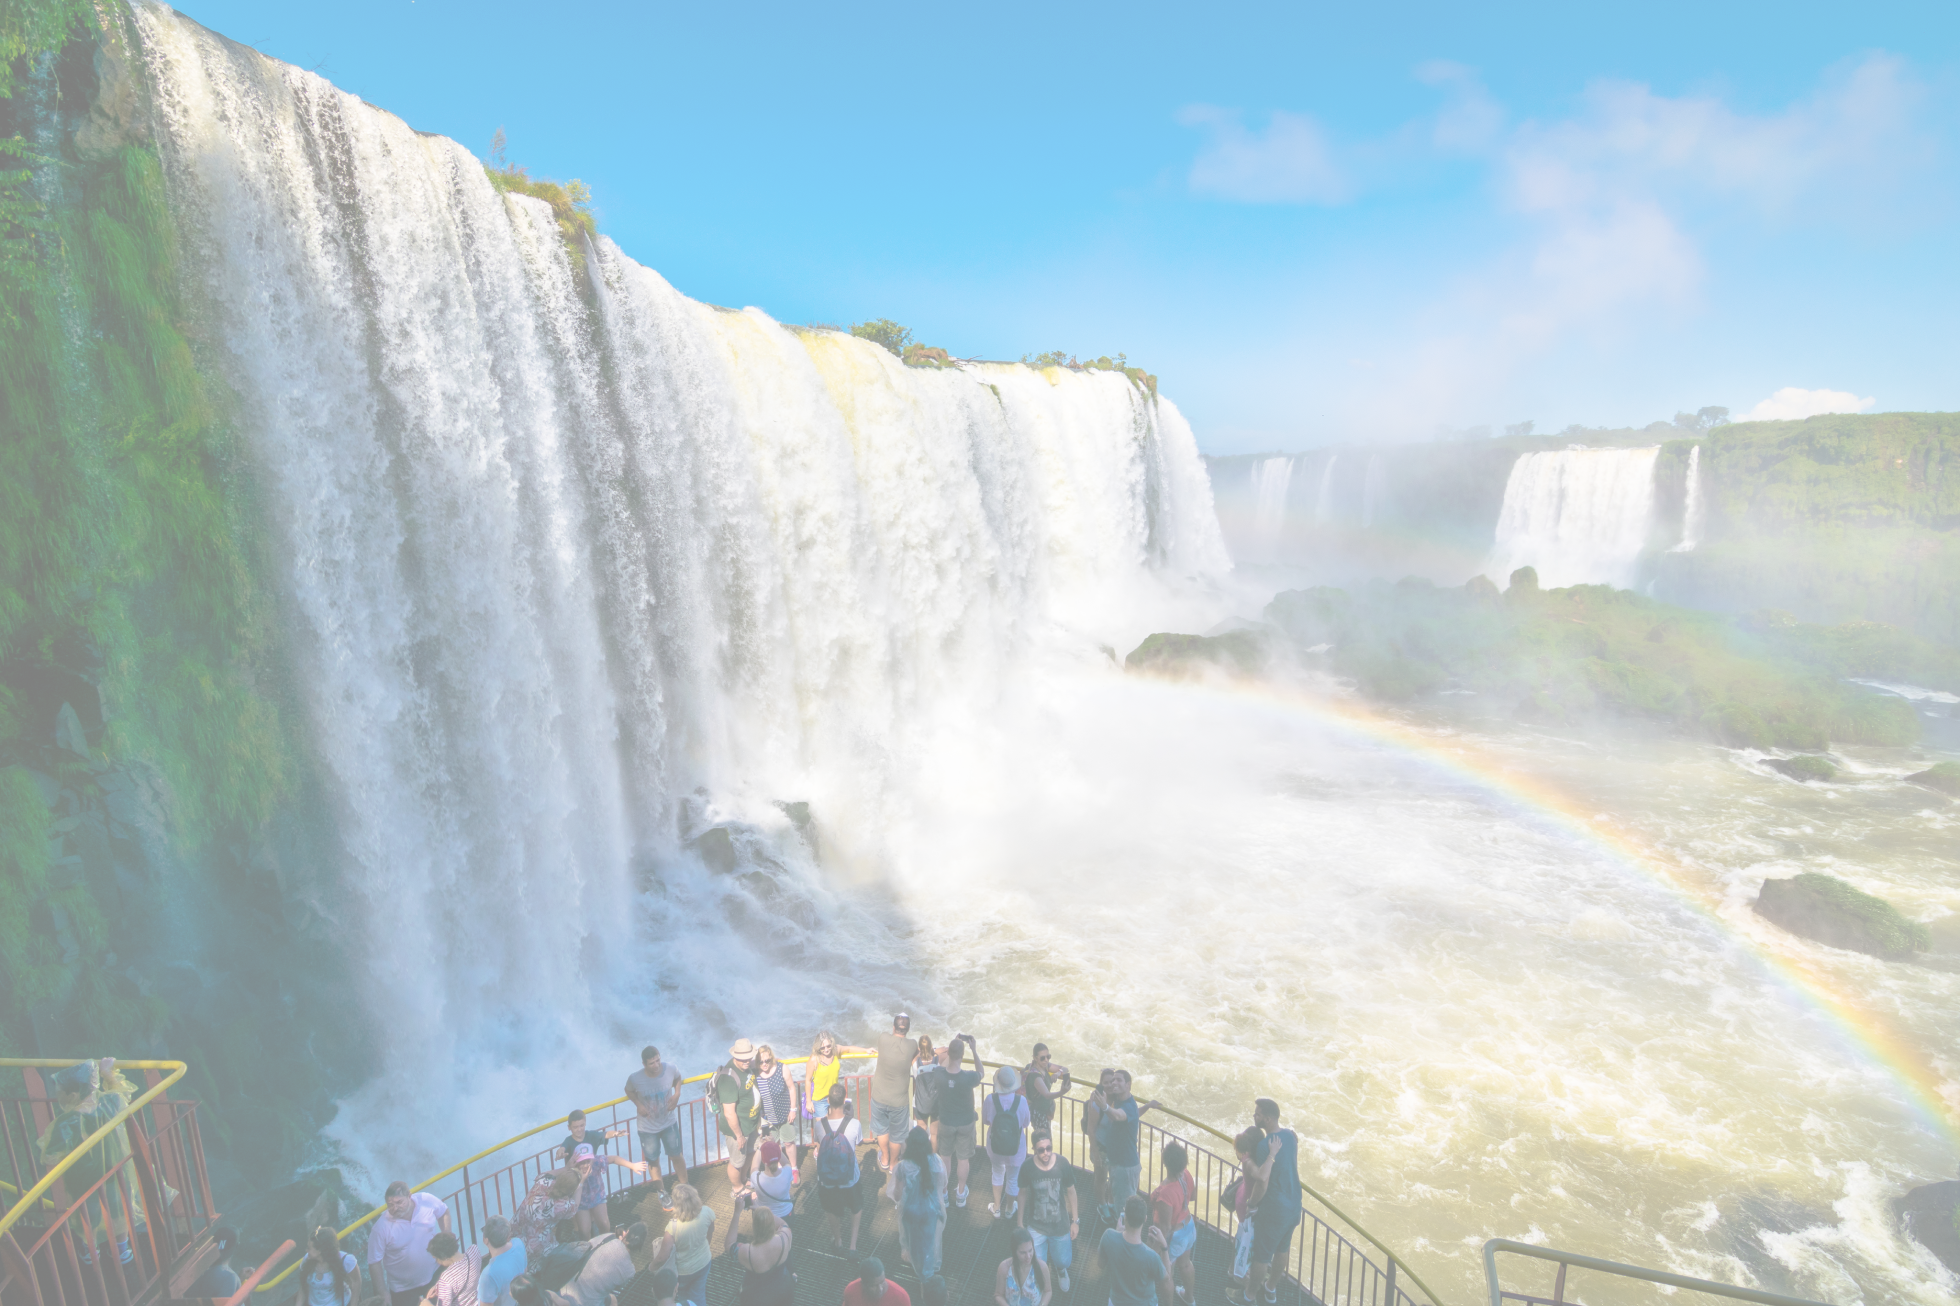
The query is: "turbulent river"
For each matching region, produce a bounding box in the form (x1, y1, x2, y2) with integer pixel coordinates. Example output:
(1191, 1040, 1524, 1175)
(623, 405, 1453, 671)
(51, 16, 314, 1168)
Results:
(123, 5, 1960, 1304)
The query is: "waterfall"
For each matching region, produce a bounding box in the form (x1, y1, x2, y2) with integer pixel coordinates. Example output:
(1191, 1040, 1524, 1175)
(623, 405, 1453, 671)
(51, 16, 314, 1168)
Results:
(1361, 453, 1384, 528)
(1250, 456, 1294, 549)
(1669, 445, 1704, 552)
(1486, 448, 1660, 590)
(131, 5, 1229, 1158)
(1314, 454, 1337, 524)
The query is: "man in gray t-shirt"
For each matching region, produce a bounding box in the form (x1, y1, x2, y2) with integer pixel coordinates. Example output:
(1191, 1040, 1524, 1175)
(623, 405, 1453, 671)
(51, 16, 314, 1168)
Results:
(868, 1012, 917, 1172)
(625, 1046, 685, 1196)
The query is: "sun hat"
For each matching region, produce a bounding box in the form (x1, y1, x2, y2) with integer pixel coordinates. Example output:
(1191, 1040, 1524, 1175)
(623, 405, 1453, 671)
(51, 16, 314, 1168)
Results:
(729, 1038, 756, 1059)
(994, 1065, 1021, 1093)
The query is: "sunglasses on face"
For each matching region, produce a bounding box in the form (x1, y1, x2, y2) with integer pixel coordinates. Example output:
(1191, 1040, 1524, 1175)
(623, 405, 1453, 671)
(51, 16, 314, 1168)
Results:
(1035, 1145, 1053, 1155)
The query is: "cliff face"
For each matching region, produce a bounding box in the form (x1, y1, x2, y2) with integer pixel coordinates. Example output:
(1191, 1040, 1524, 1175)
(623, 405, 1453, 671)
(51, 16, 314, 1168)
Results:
(0, 3, 368, 1189)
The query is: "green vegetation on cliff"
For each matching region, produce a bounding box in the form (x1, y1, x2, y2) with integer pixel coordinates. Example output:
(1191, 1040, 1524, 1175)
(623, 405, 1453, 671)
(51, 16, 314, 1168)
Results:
(0, 6, 358, 1174)
(484, 132, 596, 275)
(1263, 574, 1919, 749)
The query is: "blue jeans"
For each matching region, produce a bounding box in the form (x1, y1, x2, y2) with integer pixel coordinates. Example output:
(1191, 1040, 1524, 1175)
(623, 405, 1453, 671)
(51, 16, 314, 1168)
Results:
(1029, 1229, 1072, 1270)
(640, 1123, 685, 1169)
(676, 1265, 709, 1306)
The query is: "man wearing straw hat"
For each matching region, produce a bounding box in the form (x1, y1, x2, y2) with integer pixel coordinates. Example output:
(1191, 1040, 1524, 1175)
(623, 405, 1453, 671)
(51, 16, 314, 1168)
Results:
(715, 1039, 762, 1189)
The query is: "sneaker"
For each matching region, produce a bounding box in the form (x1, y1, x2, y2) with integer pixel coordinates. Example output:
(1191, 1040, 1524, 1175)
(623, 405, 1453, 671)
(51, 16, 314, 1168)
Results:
(1263, 1289, 1278, 1306)
(1096, 1203, 1116, 1224)
(956, 1185, 968, 1208)
(1057, 1268, 1070, 1293)
(117, 1240, 133, 1265)
(988, 1203, 1000, 1218)
(1003, 1198, 1018, 1218)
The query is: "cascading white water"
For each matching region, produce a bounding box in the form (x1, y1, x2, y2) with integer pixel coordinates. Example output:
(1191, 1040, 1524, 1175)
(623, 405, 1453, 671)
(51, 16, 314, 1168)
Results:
(1360, 452, 1383, 528)
(131, 4, 1229, 1164)
(1249, 456, 1294, 550)
(1314, 453, 1337, 523)
(1670, 445, 1705, 552)
(1486, 447, 1660, 589)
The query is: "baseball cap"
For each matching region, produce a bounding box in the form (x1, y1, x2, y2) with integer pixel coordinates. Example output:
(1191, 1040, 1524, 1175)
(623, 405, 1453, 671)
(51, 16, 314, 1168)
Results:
(573, 1143, 595, 1160)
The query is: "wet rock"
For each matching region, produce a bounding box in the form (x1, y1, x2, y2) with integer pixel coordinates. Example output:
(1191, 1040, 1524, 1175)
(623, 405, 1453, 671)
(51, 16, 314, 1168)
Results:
(56, 701, 89, 756)
(774, 800, 819, 859)
(1906, 761, 1960, 796)
(1754, 873, 1930, 959)
(689, 825, 738, 874)
(74, 29, 147, 159)
(1767, 755, 1837, 782)
(1125, 630, 1269, 678)
(1896, 1179, 1960, 1275)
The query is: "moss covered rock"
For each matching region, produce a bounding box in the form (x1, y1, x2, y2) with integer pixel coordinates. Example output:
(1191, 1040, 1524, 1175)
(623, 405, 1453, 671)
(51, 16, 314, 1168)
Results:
(1125, 631, 1268, 678)
(1767, 755, 1838, 782)
(1754, 873, 1929, 959)
(1906, 760, 1960, 796)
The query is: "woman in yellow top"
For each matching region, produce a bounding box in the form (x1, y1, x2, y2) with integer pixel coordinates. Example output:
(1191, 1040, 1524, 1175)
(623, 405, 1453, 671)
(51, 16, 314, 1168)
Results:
(798, 1031, 869, 1170)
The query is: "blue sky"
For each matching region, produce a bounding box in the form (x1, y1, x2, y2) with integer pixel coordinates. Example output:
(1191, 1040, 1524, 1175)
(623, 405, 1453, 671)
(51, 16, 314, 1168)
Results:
(172, 0, 1960, 453)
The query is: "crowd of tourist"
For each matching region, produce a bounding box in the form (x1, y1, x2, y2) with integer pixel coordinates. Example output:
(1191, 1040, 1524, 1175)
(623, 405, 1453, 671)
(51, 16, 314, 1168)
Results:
(305, 1017, 1305, 1306)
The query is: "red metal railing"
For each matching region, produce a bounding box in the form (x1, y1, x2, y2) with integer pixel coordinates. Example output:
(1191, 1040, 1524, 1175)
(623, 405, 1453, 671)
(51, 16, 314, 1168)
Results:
(1, 1066, 220, 1306)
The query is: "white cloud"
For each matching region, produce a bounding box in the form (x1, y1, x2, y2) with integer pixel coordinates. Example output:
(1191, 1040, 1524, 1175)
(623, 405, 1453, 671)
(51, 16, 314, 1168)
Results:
(1742, 387, 1877, 421)
(1178, 106, 1350, 204)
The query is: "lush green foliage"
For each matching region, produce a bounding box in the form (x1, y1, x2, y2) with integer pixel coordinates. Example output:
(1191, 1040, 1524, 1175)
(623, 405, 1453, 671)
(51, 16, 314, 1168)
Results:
(0, 0, 96, 97)
(1264, 577, 1919, 749)
(1021, 350, 1069, 369)
(1, 140, 294, 1024)
(485, 159, 596, 273)
(901, 343, 956, 369)
(850, 318, 912, 356)
(1766, 755, 1836, 782)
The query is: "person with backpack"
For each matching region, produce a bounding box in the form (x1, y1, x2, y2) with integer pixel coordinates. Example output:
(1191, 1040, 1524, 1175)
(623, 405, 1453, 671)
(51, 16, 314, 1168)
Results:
(982, 1066, 1032, 1220)
(883, 1126, 946, 1279)
(559, 1223, 649, 1306)
(813, 1084, 866, 1254)
(715, 1041, 763, 1190)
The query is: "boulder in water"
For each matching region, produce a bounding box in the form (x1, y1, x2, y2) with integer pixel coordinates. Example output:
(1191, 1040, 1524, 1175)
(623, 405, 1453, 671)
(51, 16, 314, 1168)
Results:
(1754, 872, 1929, 959)
(1767, 755, 1837, 782)
(1125, 631, 1269, 678)
(1896, 1179, 1960, 1275)
(1906, 761, 1960, 796)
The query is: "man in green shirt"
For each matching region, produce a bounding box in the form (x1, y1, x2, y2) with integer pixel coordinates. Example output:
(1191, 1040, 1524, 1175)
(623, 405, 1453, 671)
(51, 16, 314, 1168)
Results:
(715, 1038, 761, 1188)
(868, 1012, 918, 1173)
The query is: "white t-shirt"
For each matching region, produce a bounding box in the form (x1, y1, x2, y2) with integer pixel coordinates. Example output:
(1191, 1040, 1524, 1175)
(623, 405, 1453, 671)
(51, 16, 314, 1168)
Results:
(368, 1193, 450, 1292)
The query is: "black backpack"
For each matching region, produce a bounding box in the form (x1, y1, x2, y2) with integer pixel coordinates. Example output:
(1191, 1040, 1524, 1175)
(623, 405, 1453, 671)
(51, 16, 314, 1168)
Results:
(986, 1092, 1024, 1156)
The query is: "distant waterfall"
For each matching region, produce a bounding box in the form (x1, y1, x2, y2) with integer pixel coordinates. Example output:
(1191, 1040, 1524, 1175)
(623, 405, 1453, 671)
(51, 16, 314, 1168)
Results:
(1669, 446, 1704, 552)
(1361, 454, 1384, 528)
(1250, 456, 1294, 548)
(132, 4, 1230, 1146)
(1486, 448, 1660, 589)
(1314, 454, 1337, 523)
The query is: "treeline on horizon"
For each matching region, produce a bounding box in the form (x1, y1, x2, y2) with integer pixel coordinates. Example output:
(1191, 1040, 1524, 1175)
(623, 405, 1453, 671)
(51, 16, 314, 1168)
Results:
(1213, 411, 1960, 648)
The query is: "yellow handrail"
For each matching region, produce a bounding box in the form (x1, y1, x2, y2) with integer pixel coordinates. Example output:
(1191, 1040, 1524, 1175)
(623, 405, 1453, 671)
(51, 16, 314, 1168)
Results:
(255, 1054, 863, 1294)
(0, 1059, 189, 1242)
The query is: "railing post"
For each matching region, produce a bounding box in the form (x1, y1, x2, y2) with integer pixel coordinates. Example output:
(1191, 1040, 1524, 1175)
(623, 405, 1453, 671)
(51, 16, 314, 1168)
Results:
(461, 1163, 475, 1244)
(1385, 1255, 1397, 1305)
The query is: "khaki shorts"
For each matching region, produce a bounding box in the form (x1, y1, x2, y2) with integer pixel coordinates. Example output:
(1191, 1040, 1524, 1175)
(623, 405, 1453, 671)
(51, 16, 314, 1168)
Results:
(935, 1123, 976, 1161)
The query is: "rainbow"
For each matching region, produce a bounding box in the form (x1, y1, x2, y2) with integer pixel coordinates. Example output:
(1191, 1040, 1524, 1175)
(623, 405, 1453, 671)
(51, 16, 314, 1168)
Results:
(1162, 674, 1960, 1149)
